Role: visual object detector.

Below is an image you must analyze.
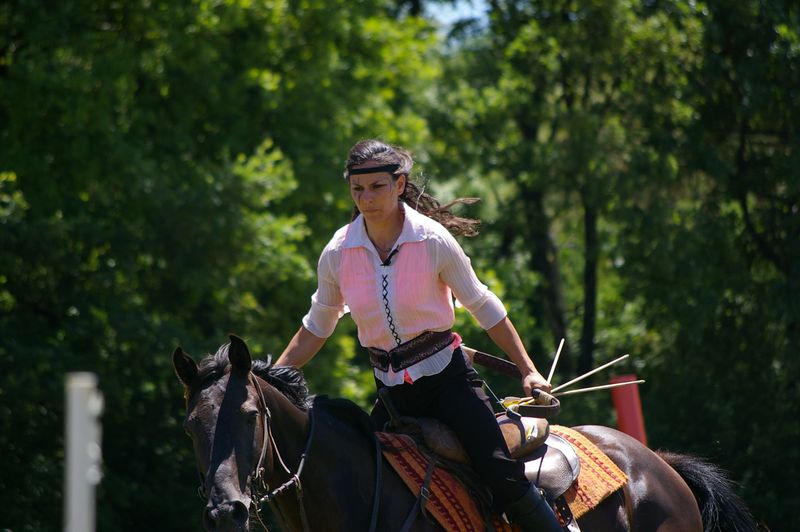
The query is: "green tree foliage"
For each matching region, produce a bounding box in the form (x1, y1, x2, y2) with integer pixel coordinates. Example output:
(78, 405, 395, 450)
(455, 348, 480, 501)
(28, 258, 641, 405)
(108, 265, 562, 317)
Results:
(427, 0, 705, 372)
(634, 0, 800, 523)
(424, 0, 797, 527)
(1, 0, 797, 529)
(0, 0, 439, 529)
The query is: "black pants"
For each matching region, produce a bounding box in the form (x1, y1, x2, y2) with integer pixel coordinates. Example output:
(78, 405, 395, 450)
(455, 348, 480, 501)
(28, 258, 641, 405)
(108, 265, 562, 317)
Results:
(370, 349, 530, 512)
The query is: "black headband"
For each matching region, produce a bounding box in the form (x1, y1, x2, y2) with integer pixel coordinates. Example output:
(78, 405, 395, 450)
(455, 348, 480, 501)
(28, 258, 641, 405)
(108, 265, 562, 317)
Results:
(343, 164, 400, 179)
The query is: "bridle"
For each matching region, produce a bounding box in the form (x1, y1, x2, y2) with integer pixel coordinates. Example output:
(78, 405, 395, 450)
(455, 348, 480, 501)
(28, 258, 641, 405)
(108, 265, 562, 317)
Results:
(250, 372, 315, 532)
(194, 372, 315, 531)
(196, 371, 382, 532)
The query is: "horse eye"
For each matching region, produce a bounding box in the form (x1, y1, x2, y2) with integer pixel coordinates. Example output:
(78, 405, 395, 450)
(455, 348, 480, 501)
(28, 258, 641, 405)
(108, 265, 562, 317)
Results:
(246, 410, 259, 424)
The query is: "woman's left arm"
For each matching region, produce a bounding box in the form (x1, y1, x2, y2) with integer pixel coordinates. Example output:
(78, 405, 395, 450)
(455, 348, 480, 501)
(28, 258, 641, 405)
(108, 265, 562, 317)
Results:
(435, 231, 551, 395)
(486, 316, 552, 395)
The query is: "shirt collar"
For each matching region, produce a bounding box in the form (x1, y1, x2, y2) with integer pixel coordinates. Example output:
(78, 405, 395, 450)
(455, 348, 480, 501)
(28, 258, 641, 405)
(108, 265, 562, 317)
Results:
(342, 201, 430, 250)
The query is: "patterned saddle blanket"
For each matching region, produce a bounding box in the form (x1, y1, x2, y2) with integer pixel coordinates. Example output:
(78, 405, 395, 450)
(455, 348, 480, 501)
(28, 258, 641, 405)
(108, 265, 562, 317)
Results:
(378, 425, 627, 531)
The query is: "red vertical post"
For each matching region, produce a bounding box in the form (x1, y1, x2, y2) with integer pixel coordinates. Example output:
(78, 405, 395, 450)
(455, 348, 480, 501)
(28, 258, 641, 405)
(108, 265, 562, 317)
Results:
(610, 374, 647, 446)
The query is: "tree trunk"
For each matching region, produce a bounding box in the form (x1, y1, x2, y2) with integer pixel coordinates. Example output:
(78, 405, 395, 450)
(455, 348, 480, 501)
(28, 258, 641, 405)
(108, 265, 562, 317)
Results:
(522, 185, 572, 376)
(579, 194, 598, 376)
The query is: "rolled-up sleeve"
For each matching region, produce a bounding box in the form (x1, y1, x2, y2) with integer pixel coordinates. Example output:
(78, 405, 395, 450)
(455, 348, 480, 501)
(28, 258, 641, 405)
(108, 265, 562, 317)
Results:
(435, 232, 507, 329)
(301, 246, 345, 338)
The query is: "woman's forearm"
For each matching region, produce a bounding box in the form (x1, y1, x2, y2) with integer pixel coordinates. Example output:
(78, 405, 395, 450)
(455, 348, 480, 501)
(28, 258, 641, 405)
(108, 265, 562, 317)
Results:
(276, 326, 327, 368)
(486, 316, 539, 376)
(486, 316, 551, 394)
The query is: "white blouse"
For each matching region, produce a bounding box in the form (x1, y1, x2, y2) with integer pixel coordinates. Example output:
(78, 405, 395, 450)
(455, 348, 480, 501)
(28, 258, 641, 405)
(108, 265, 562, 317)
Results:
(302, 202, 506, 385)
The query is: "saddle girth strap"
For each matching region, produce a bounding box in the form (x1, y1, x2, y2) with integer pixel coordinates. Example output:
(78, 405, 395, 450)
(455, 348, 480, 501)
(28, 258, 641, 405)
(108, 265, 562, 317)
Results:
(399, 456, 438, 532)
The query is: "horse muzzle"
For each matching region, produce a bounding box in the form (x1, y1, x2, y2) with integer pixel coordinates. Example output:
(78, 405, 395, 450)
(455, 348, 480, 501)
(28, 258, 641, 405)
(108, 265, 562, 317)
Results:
(203, 499, 250, 531)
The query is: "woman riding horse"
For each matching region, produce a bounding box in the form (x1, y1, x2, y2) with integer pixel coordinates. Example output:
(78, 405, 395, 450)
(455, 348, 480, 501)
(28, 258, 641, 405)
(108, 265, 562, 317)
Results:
(275, 139, 562, 531)
(174, 336, 762, 531)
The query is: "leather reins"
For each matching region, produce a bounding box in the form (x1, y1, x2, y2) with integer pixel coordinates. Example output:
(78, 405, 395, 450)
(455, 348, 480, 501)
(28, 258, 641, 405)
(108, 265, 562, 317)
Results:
(250, 372, 314, 532)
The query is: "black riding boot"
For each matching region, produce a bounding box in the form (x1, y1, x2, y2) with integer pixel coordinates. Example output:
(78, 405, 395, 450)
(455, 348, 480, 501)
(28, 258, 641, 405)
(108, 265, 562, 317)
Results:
(504, 484, 563, 532)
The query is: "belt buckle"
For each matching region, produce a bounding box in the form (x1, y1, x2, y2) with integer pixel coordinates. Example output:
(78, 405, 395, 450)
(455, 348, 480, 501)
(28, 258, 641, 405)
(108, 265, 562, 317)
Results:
(389, 351, 403, 372)
(379, 352, 390, 371)
(420, 485, 432, 502)
(370, 349, 391, 372)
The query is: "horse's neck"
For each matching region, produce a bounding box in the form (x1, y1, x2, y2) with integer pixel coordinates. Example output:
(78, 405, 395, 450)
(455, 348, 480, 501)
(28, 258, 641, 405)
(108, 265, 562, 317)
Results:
(300, 404, 439, 531)
(264, 390, 374, 472)
(266, 394, 381, 531)
(259, 381, 309, 467)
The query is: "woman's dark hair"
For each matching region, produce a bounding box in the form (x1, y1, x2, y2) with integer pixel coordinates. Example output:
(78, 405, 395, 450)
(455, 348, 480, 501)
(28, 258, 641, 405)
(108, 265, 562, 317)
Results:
(344, 139, 480, 237)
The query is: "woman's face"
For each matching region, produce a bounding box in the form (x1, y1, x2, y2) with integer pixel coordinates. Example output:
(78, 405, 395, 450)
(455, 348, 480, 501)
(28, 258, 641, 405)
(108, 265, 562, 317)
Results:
(349, 163, 405, 224)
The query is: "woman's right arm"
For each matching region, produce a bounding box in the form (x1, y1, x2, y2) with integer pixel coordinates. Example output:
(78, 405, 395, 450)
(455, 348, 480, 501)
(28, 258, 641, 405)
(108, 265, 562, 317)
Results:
(276, 240, 344, 368)
(276, 326, 327, 368)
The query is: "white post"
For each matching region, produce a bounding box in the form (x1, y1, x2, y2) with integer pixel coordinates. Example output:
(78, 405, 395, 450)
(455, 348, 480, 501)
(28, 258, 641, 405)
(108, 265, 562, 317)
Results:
(65, 372, 103, 532)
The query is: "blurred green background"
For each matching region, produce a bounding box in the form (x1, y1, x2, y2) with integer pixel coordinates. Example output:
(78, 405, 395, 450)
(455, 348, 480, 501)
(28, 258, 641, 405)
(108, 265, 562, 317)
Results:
(1, 0, 797, 529)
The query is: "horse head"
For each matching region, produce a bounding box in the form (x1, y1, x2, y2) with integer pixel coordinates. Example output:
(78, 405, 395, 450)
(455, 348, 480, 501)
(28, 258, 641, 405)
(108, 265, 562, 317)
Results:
(173, 334, 310, 531)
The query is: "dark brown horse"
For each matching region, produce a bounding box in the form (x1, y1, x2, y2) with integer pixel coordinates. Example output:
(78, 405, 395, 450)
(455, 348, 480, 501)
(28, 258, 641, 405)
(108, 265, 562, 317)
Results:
(173, 336, 760, 532)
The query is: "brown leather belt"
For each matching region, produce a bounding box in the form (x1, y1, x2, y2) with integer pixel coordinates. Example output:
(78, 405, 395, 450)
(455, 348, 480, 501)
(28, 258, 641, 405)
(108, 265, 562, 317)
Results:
(368, 330, 455, 372)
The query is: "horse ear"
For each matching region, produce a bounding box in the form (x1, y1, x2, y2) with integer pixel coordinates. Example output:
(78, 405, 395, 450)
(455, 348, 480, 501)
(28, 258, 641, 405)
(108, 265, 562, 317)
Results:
(173, 347, 199, 387)
(228, 334, 252, 376)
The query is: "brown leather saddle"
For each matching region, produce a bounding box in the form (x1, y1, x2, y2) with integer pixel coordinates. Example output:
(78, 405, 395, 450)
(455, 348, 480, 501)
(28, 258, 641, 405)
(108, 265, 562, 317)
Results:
(382, 387, 580, 500)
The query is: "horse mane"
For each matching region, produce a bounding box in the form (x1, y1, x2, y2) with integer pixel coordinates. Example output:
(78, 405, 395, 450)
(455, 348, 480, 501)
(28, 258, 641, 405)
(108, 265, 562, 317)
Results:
(195, 343, 311, 411)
